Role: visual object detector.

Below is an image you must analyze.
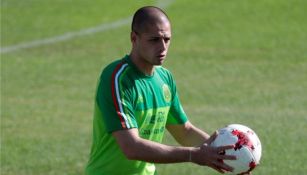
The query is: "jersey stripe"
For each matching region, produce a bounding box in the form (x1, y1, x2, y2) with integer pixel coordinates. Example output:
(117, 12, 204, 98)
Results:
(111, 62, 130, 129)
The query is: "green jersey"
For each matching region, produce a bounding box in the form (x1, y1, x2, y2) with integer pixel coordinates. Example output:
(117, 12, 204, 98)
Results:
(85, 55, 188, 175)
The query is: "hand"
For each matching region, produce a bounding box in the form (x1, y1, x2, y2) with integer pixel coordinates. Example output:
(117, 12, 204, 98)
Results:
(191, 131, 237, 173)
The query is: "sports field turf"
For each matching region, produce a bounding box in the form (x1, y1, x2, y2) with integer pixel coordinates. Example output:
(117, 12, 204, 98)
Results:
(1, 0, 307, 174)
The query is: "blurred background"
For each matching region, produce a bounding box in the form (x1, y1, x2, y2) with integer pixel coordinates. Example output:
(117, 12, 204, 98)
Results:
(1, 0, 307, 174)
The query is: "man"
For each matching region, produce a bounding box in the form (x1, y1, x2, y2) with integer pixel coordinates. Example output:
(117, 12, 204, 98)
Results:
(85, 6, 236, 175)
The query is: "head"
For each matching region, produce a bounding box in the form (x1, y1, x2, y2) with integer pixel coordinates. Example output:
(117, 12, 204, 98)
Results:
(130, 6, 171, 66)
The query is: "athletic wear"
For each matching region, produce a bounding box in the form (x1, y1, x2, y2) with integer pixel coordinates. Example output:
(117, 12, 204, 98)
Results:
(85, 55, 188, 175)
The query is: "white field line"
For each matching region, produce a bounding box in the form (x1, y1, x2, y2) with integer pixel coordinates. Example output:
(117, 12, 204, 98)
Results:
(1, 18, 131, 54)
(0, 0, 175, 54)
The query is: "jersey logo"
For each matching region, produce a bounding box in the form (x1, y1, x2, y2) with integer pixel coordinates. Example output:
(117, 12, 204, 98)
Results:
(162, 84, 171, 103)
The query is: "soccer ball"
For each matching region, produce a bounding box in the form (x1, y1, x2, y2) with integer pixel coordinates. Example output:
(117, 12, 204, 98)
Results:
(211, 124, 262, 174)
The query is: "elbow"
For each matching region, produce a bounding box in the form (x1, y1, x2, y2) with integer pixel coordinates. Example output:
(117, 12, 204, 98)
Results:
(121, 146, 139, 160)
(112, 129, 143, 160)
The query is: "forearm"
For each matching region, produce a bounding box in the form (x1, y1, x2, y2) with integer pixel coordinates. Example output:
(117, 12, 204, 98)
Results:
(167, 121, 210, 147)
(113, 128, 236, 173)
(113, 129, 191, 163)
(184, 125, 210, 146)
(127, 137, 192, 163)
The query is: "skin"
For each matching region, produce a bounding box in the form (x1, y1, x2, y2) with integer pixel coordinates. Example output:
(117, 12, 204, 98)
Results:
(112, 7, 246, 174)
(129, 12, 171, 75)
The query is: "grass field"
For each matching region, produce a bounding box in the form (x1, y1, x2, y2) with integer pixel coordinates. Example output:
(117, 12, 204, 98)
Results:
(1, 0, 307, 174)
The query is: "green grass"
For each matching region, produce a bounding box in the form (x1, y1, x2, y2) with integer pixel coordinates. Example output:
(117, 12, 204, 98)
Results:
(1, 0, 307, 174)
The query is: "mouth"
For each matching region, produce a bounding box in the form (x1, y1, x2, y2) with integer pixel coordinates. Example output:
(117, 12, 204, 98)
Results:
(158, 54, 166, 58)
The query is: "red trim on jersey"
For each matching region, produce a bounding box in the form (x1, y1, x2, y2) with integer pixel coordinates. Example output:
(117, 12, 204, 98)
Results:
(111, 61, 127, 129)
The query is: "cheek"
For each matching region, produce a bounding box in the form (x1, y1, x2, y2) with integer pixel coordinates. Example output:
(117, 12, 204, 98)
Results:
(139, 45, 153, 57)
(143, 44, 155, 53)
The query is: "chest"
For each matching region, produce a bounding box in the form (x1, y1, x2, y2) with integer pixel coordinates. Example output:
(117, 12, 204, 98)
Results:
(133, 76, 172, 110)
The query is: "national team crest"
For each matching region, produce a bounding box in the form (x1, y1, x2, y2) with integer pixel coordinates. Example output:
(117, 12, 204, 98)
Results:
(162, 84, 171, 102)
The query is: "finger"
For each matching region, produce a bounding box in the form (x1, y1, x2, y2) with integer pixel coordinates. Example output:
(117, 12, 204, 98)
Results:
(210, 164, 225, 174)
(213, 160, 234, 172)
(205, 130, 219, 145)
(216, 144, 235, 152)
(218, 154, 237, 160)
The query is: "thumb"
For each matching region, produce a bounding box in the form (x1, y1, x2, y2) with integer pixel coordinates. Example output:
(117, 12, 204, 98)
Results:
(205, 130, 219, 145)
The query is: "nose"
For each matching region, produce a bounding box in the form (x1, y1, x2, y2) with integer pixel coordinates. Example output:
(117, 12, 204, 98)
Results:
(159, 39, 167, 51)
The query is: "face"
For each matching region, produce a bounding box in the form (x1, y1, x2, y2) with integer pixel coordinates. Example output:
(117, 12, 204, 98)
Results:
(131, 20, 171, 66)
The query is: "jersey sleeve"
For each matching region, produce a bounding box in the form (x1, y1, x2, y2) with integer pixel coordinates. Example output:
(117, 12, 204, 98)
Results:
(97, 62, 138, 133)
(166, 72, 188, 125)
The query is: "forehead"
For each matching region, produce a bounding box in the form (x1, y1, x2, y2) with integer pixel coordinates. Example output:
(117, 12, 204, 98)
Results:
(141, 21, 171, 37)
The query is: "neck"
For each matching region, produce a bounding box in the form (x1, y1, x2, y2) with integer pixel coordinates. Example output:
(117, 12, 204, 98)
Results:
(129, 52, 155, 76)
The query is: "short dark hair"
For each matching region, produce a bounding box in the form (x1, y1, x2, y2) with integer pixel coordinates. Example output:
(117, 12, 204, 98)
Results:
(131, 6, 170, 33)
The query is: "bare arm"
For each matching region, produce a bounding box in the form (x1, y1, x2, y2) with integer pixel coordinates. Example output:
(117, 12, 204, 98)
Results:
(112, 128, 191, 163)
(166, 121, 210, 146)
(112, 128, 236, 173)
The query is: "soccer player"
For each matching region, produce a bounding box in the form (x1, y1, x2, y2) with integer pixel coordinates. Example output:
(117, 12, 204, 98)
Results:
(85, 6, 236, 175)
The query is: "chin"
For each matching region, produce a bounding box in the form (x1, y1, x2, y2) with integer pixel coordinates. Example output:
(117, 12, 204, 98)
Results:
(155, 60, 164, 65)
(157, 58, 166, 64)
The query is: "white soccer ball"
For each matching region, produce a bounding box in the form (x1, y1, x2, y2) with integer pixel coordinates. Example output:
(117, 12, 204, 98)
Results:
(211, 124, 262, 174)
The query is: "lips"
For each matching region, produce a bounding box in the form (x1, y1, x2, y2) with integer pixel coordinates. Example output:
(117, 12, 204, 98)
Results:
(158, 54, 166, 58)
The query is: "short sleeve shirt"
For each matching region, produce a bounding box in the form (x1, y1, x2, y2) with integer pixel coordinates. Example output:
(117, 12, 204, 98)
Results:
(85, 55, 188, 175)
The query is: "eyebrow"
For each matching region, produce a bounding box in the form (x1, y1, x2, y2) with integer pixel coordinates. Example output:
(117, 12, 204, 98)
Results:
(149, 34, 171, 38)
(149, 35, 170, 38)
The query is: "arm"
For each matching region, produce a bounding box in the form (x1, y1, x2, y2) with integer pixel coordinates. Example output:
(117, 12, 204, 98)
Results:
(167, 121, 240, 173)
(112, 128, 191, 163)
(166, 121, 210, 146)
(112, 128, 236, 173)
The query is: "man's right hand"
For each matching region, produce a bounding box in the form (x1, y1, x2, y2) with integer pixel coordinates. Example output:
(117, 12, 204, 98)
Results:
(190, 131, 237, 173)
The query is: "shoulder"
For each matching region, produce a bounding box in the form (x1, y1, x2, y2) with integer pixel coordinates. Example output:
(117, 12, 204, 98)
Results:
(100, 59, 134, 83)
(101, 59, 127, 78)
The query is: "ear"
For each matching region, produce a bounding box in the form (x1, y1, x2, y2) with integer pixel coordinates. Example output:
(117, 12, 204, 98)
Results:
(131, 31, 137, 43)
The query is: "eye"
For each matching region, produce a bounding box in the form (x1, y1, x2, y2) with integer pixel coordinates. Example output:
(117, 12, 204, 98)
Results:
(164, 37, 171, 43)
(149, 38, 160, 42)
